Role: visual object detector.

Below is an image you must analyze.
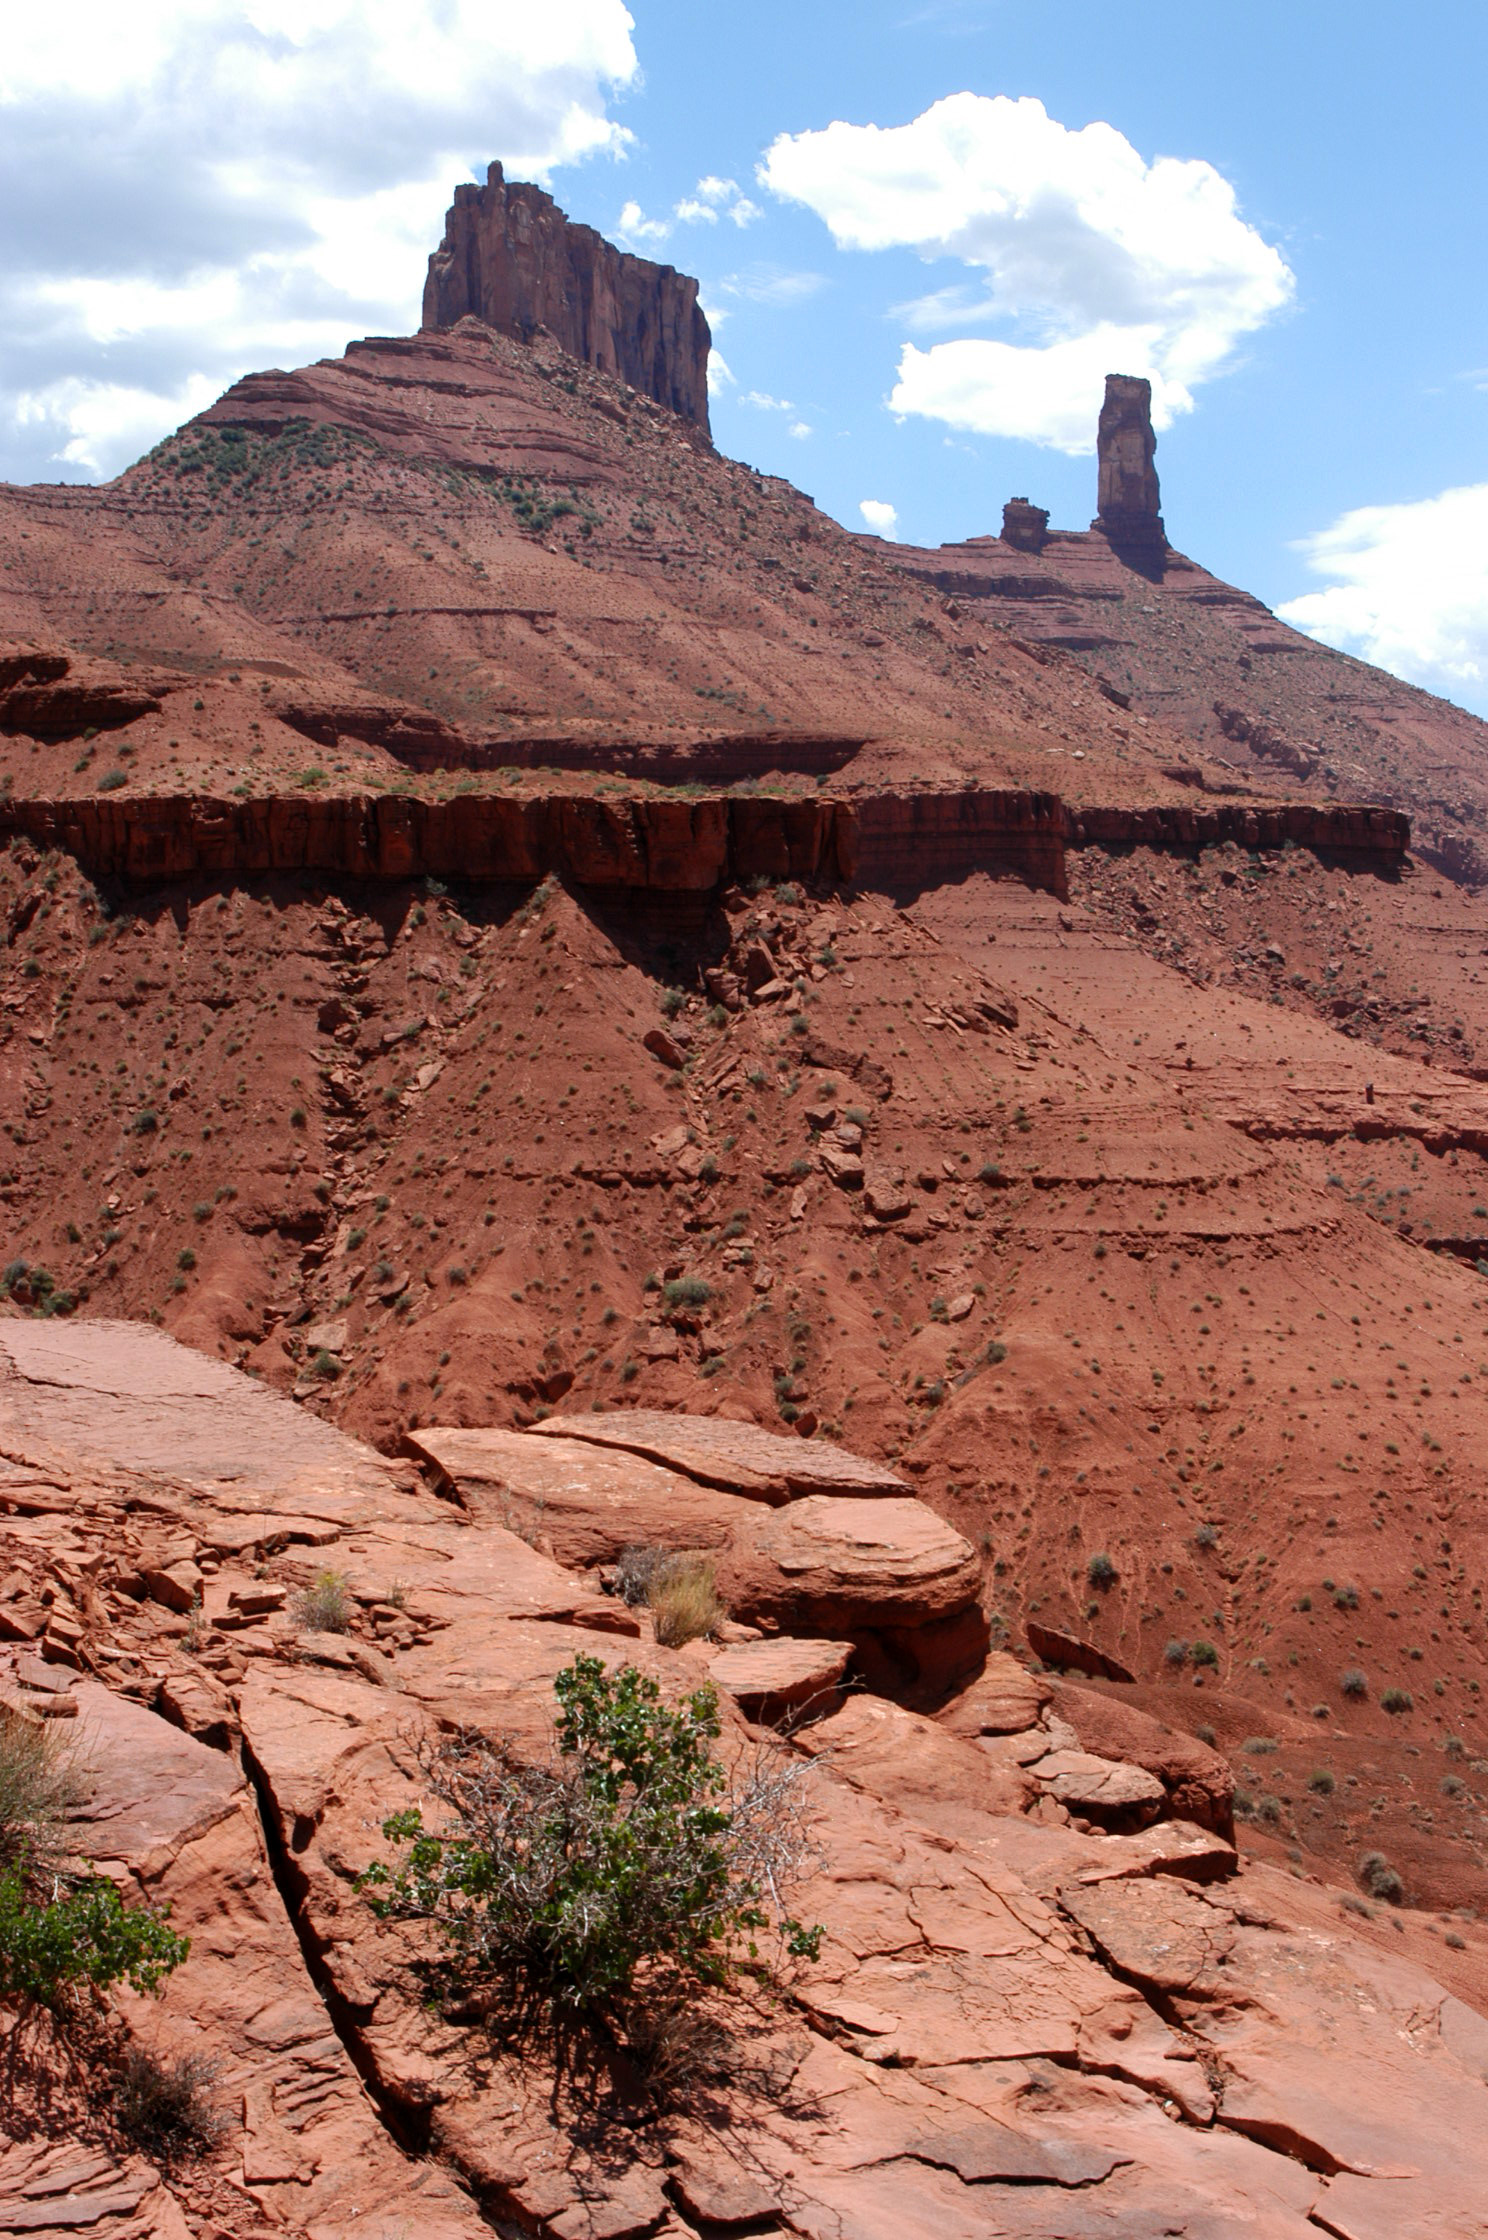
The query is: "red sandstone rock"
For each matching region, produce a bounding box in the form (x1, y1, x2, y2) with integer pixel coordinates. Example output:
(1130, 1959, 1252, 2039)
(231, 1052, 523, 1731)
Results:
(423, 163, 711, 431)
(528, 1410, 909, 1501)
(1050, 1680, 1237, 1840)
(707, 1635, 850, 1726)
(1093, 372, 1166, 551)
(407, 1422, 753, 1565)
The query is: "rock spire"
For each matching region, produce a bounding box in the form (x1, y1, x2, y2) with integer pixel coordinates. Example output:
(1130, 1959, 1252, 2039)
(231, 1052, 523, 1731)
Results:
(422, 162, 712, 432)
(1092, 373, 1166, 550)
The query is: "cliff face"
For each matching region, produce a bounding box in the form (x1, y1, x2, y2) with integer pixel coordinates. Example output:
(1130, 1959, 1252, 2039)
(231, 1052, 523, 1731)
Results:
(422, 161, 711, 431)
(0, 787, 1407, 899)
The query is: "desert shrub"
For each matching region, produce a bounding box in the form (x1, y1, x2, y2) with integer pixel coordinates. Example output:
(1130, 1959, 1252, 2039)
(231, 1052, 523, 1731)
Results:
(1333, 1583, 1359, 1610)
(293, 1568, 351, 1633)
(1340, 1668, 1369, 1699)
(0, 1719, 84, 1875)
(1307, 1768, 1335, 1795)
(615, 1544, 669, 1607)
(1190, 1640, 1219, 1668)
(1358, 1850, 1403, 1903)
(662, 1276, 711, 1311)
(1163, 1638, 1189, 1667)
(1086, 1551, 1117, 1590)
(1381, 1687, 1413, 1716)
(0, 1871, 186, 2014)
(660, 986, 685, 1019)
(1242, 1736, 1278, 1756)
(1193, 1522, 1218, 1549)
(113, 2046, 224, 2161)
(614, 1548, 722, 1645)
(647, 1556, 722, 1648)
(358, 1656, 820, 2067)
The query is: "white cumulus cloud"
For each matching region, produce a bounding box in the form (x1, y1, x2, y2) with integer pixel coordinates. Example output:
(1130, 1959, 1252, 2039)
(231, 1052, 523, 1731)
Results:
(1277, 482, 1488, 713)
(859, 498, 898, 536)
(760, 91, 1292, 453)
(1, 0, 640, 481)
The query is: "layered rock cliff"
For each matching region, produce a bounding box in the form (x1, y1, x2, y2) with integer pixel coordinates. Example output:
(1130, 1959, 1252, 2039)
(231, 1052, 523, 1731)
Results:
(0, 786, 1408, 897)
(422, 160, 711, 430)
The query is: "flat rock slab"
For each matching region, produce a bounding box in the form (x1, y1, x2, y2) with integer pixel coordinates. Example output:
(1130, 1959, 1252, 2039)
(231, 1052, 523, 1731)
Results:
(1072, 1818, 1238, 1887)
(1058, 1875, 1236, 1997)
(793, 1694, 1033, 1830)
(1035, 1748, 1166, 1823)
(408, 1424, 754, 1566)
(66, 1681, 243, 1869)
(716, 1496, 982, 1633)
(905, 2119, 1127, 2188)
(708, 1636, 850, 1724)
(529, 1409, 908, 1502)
(0, 1316, 401, 1509)
(939, 1652, 1051, 1737)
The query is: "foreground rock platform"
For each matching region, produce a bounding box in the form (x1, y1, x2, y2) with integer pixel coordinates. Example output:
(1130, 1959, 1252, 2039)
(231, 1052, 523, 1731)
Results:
(0, 1318, 1483, 2237)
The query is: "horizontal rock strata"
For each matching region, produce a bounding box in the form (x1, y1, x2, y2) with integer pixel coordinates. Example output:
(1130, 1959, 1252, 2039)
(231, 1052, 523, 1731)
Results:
(0, 788, 1410, 898)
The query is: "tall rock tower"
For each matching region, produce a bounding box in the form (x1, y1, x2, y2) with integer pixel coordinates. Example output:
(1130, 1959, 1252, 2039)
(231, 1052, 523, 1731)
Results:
(1092, 374, 1166, 551)
(422, 163, 712, 434)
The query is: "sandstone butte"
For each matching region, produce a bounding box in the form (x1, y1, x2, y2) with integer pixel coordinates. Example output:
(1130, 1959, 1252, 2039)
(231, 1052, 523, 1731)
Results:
(0, 171, 1487, 2236)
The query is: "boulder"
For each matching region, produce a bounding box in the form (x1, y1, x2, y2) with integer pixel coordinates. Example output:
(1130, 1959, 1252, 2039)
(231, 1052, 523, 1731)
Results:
(708, 1636, 850, 1726)
(940, 1651, 1052, 1737)
(1050, 1680, 1236, 1839)
(407, 1423, 752, 1567)
(527, 1409, 907, 1502)
(715, 1495, 988, 1699)
(1033, 1748, 1167, 1830)
(716, 1495, 981, 1632)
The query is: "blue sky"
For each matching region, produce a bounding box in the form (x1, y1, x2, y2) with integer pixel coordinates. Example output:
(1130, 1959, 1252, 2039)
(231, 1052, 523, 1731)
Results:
(4, 1, 1487, 709)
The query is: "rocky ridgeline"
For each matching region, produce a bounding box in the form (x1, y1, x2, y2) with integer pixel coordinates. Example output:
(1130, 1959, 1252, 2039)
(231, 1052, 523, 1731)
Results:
(0, 786, 1409, 898)
(2, 1315, 1485, 2238)
(422, 161, 712, 432)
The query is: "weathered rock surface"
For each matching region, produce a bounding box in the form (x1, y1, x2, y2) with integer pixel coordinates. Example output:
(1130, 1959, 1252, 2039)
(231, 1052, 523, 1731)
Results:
(530, 1408, 910, 1501)
(708, 1635, 851, 1726)
(406, 1422, 754, 1565)
(1050, 1679, 1237, 1839)
(423, 162, 711, 430)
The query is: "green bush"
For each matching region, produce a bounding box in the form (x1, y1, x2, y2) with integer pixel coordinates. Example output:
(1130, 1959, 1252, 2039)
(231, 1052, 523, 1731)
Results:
(0, 1869, 186, 2011)
(1086, 1551, 1117, 1590)
(1381, 1687, 1413, 1716)
(662, 1276, 712, 1311)
(1190, 1640, 1219, 1668)
(359, 1655, 819, 2065)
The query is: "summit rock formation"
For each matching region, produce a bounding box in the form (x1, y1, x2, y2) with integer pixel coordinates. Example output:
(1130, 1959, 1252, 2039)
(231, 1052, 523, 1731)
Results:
(422, 160, 712, 431)
(1093, 371, 1166, 551)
